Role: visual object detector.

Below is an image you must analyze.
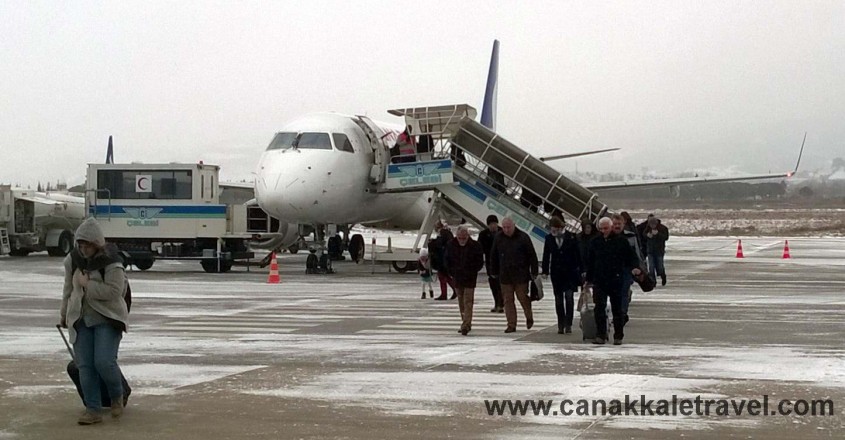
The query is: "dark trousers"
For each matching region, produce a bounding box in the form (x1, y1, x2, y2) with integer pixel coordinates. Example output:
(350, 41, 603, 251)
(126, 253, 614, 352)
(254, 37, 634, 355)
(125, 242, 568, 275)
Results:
(488, 275, 503, 308)
(437, 272, 455, 297)
(551, 279, 574, 329)
(648, 253, 666, 280)
(594, 282, 626, 341)
(621, 272, 634, 315)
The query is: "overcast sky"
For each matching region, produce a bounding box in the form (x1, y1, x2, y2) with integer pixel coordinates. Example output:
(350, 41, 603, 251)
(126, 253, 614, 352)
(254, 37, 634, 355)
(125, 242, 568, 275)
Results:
(1, 0, 843, 187)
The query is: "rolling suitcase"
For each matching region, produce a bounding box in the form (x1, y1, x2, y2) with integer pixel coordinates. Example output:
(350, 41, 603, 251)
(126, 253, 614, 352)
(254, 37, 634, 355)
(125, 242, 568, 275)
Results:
(56, 324, 131, 407)
(580, 304, 598, 341)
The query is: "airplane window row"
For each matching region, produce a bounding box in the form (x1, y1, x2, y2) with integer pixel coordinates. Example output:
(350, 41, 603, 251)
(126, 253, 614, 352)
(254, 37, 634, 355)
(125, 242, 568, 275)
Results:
(266, 132, 354, 153)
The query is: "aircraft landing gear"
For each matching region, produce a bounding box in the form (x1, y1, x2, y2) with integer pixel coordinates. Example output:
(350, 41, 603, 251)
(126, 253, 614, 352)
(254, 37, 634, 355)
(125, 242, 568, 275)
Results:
(306, 248, 334, 274)
(348, 233, 365, 263)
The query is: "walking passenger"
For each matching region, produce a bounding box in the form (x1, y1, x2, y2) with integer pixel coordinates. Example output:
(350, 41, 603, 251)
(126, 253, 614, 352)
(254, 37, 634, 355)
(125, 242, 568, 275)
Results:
(541, 217, 581, 334)
(443, 226, 485, 335)
(643, 217, 670, 286)
(612, 213, 645, 320)
(59, 218, 128, 425)
(490, 218, 539, 333)
(478, 215, 503, 313)
(585, 217, 640, 345)
(417, 248, 434, 299)
(429, 221, 456, 300)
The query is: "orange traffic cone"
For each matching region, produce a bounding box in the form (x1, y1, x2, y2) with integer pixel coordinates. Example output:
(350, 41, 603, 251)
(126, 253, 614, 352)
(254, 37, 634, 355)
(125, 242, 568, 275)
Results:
(267, 252, 280, 283)
(735, 240, 744, 258)
(782, 240, 791, 259)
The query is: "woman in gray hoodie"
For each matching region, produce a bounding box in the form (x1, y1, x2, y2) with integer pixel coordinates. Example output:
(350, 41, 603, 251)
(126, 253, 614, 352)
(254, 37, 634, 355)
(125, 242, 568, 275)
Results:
(59, 218, 128, 425)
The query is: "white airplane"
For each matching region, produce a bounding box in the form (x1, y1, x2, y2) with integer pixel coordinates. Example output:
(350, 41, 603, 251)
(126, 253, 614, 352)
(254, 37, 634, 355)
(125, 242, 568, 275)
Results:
(248, 40, 801, 262)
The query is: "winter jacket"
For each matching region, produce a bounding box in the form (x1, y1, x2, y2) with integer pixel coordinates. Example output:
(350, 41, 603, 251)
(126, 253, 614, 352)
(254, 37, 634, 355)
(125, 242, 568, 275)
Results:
(643, 222, 670, 256)
(478, 226, 501, 272)
(489, 228, 538, 285)
(428, 229, 454, 272)
(60, 218, 128, 344)
(586, 233, 638, 290)
(443, 238, 485, 288)
(621, 229, 646, 267)
(541, 232, 582, 291)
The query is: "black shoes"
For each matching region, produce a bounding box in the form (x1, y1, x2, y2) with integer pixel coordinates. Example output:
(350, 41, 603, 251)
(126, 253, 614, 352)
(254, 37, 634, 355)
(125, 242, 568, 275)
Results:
(564, 326, 572, 334)
(661, 275, 667, 286)
(504, 327, 516, 333)
(526, 318, 534, 330)
(613, 339, 623, 345)
(592, 337, 606, 345)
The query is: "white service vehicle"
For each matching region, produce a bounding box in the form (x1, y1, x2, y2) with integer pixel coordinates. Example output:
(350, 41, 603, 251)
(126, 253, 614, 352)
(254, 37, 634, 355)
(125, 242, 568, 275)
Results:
(85, 162, 266, 272)
(0, 185, 85, 257)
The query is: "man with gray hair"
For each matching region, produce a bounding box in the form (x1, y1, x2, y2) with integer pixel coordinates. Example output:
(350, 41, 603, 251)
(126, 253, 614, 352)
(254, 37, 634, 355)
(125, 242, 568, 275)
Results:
(585, 217, 640, 345)
(490, 217, 539, 333)
(443, 225, 485, 335)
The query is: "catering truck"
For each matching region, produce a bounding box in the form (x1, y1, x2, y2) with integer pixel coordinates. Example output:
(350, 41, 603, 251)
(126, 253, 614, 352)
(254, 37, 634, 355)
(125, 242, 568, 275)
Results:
(85, 162, 264, 272)
(0, 185, 85, 256)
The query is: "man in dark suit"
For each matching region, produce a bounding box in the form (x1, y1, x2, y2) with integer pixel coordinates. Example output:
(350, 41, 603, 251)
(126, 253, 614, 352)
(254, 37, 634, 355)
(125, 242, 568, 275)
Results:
(542, 217, 582, 334)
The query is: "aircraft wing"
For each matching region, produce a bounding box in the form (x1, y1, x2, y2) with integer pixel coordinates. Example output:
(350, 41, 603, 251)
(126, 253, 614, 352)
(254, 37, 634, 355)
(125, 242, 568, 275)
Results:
(540, 148, 620, 162)
(220, 181, 255, 190)
(585, 133, 806, 191)
(584, 171, 793, 191)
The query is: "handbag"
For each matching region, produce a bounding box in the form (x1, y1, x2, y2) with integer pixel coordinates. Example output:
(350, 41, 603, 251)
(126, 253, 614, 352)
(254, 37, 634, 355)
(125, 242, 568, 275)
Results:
(633, 267, 656, 293)
(577, 284, 593, 311)
(529, 275, 544, 301)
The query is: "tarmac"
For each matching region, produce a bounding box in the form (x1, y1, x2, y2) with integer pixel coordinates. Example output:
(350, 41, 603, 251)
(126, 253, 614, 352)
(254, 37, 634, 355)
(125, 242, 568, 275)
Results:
(0, 236, 843, 439)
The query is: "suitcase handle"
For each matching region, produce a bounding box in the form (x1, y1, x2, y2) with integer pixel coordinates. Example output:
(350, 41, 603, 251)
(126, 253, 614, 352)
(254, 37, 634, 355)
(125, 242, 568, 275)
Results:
(56, 324, 76, 362)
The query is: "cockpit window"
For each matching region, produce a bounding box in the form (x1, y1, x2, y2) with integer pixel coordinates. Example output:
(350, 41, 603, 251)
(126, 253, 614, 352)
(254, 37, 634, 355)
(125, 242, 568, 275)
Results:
(296, 132, 332, 150)
(332, 133, 355, 153)
(266, 132, 297, 151)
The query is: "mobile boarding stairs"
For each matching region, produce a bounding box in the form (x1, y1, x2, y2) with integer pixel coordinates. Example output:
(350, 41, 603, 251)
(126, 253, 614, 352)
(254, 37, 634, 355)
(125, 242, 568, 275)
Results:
(370, 104, 610, 271)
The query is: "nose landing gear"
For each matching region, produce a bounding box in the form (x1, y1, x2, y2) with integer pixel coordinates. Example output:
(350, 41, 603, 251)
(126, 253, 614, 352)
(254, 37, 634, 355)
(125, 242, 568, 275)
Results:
(306, 248, 334, 274)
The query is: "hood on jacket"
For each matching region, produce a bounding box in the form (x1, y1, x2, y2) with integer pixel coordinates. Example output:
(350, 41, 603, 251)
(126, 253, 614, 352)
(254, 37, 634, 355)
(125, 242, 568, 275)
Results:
(75, 217, 106, 247)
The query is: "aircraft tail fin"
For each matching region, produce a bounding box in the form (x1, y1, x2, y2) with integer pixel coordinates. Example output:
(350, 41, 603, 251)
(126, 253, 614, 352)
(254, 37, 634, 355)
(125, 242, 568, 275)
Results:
(106, 135, 114, 164)
(480, 40, 499, 130)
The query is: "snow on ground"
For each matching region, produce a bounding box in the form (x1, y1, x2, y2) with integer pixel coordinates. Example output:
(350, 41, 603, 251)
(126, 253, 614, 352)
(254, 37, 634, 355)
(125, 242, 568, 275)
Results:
(246, 371, 747, 430)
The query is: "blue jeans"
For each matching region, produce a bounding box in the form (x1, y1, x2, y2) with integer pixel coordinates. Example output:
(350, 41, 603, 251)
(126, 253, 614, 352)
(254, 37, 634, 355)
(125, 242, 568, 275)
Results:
(648, 253, 666, 280)
(74, 322, 123, 410)
(551, 279, 574, 329)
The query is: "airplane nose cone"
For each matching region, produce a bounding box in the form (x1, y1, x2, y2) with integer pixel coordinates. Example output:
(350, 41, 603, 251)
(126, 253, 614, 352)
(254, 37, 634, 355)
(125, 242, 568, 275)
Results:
(256, 155, 284, 215)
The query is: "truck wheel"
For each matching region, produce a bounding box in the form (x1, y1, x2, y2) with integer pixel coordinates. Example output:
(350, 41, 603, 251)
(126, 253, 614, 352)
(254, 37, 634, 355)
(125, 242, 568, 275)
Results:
(392, 261, 417, 273)
(348, 234, 365, 262)
(134, 258, 154, 271)
(48, 231, 74, 257)
(201, 259, 232, 273)
(288, 243, 299, 254)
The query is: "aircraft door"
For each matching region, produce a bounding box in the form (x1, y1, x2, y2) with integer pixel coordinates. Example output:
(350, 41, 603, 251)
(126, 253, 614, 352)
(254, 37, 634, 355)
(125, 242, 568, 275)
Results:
(354, 116, 390, 184)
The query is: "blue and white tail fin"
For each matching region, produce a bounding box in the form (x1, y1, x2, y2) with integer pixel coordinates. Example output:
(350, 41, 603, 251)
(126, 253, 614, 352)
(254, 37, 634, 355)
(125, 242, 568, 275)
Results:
(480, 40, 499, 131)
(106, 135, 114, 164)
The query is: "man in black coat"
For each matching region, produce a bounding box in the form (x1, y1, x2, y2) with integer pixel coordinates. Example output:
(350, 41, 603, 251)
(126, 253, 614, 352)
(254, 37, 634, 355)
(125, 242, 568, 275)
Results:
(643, 217, 670, 286)
(490, 217, 539, 333)
(443, 226, 485, 335)
(429, 221, 456, 300)
(478, 215, 503, 313)
(542, 217, 581, 334)
(586, 217, 641, 345)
